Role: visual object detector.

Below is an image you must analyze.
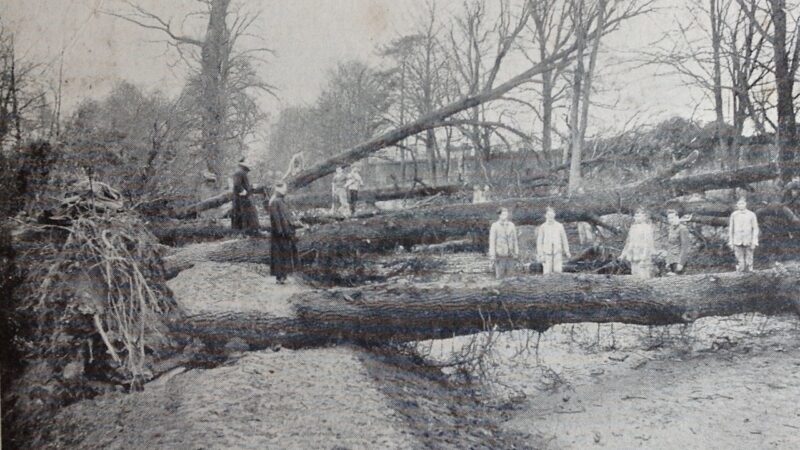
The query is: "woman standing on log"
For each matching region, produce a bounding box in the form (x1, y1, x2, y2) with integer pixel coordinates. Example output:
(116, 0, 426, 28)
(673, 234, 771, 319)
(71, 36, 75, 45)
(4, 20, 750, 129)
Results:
(620, 207, 656, 279)
(268, 182, 299, 284)
(231, 159, 260, 236)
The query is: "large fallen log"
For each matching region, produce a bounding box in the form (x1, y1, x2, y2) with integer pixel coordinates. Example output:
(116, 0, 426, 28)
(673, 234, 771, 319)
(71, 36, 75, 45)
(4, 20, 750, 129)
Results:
(177, 158, 773, 220)
(668, 163, 778, 195)
(289, 183, 466, 210)
(171, 267, 800, 349)
(175, 156, 608, 216)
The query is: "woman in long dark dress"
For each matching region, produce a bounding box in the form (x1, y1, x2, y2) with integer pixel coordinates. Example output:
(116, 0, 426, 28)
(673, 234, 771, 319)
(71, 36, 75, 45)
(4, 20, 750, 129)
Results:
(268, 182, 299, 284)
(231, 160, 260, 235)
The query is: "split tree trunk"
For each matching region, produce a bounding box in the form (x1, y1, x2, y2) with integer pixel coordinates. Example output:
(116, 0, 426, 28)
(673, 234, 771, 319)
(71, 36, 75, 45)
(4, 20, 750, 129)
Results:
(171, 267, 800, 349)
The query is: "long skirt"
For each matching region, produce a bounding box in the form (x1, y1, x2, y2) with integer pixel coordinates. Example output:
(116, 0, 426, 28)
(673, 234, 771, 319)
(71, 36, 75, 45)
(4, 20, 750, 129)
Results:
(232, 196, 259, 232)
(271, 235, 299, 278)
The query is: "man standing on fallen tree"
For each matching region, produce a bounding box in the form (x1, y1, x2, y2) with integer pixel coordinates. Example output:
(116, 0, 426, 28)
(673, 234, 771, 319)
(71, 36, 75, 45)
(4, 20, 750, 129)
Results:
(489, 208, 519, 279)
(537, 207, 571, 275)
(231, 159, 260, 236)
(728, 197, 759, 272)
(268, 182, 299, 284)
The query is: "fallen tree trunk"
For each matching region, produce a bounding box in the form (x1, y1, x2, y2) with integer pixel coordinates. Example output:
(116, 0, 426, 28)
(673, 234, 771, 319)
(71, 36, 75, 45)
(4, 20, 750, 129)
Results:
(171, 267, 800, 349)
(177, 158, 775, 219)
(177, 156, 607, 216)
(668, 163, 777, 195)
(289, 183, 466, 210)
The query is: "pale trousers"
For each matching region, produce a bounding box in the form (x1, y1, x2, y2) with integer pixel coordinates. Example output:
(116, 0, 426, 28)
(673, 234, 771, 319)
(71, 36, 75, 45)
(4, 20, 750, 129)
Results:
(630, 261, 653, 279)
(334, 188, 350, 215)
(494, 257, 515, 279)
(733, 245, 754, 272)
(541, 253, 563, 274)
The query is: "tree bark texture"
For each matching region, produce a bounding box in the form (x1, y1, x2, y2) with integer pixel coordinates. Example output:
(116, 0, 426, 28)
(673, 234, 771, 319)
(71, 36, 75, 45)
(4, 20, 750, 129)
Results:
(171, 267, 800, 349)
(200, 0, 231, 184)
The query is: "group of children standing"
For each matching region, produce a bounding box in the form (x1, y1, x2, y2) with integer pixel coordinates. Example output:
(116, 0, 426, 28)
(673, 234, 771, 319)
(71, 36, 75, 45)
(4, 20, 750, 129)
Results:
(331, 165, 363, 216)
(488, 197, 760, 279)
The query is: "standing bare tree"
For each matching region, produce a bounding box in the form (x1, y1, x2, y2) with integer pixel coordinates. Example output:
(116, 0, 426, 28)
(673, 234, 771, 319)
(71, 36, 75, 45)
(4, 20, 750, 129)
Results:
(722, 0, 769, 167)
(644, 0, 772, 172)
(525, 0, 573, 165)
(284, 0, 653, 191)
(110, 0, 274, 187)
(0, 23, 51, 149)
(736, 0, 800, 181)
(446, 0, 532, 182)
(567, 0, 608, 194)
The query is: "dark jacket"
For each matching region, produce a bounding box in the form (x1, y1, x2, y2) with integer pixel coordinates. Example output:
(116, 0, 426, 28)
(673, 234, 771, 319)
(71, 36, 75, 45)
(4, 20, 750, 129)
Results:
(231, 168, 260, 232)
(665, 223, 691, 266)
(268, 193, 299, 277)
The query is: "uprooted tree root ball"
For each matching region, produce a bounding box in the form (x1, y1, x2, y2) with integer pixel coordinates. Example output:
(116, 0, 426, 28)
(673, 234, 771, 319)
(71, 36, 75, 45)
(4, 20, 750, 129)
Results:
(5, 209, 183, 442)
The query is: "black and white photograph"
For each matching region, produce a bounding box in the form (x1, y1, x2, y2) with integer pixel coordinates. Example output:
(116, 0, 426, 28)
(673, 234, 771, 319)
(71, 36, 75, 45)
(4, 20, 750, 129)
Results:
(2, 0, 800, 448)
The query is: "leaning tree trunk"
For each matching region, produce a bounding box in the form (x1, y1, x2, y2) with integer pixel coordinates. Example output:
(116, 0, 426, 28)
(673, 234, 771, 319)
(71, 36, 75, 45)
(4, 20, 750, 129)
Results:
(170, 267, 800, 350)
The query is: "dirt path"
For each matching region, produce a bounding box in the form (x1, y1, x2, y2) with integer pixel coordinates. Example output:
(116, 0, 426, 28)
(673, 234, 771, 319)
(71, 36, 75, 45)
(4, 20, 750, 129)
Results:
(28, 251, 800, 449)
(167, 261, 302, 318)
(28, 259, 534, 449)
(34, 347, 416, 449)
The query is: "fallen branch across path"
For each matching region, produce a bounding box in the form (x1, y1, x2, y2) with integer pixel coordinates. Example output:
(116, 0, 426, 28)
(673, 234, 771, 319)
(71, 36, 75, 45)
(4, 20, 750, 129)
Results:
(170, 267, 800, 349)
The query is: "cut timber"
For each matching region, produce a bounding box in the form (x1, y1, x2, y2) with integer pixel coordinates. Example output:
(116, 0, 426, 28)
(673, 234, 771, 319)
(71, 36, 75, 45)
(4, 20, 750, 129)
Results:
(171, 267, 800, 348)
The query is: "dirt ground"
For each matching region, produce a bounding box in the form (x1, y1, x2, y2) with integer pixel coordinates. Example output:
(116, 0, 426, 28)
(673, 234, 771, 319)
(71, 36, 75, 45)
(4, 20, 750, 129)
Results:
(425, 315, 800, 449)
(25, 252, 800, 449)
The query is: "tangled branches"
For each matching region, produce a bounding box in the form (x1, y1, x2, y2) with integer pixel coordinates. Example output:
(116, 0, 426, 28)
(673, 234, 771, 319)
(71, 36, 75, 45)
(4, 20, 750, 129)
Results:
(21, 209, 179, 390)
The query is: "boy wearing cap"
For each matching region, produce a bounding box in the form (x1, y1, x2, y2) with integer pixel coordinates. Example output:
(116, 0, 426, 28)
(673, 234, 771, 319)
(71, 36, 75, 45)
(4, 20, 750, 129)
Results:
(664, 209, 691, 275)
(620, 208, 656, 279)
(728, 197, 759, 272)
(536, 207, 571, 274)
(489, 207, 519, 279)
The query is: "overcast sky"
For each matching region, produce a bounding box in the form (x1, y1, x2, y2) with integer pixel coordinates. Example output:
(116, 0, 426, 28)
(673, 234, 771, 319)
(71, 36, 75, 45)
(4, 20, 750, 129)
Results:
(1, 0, 709, 141)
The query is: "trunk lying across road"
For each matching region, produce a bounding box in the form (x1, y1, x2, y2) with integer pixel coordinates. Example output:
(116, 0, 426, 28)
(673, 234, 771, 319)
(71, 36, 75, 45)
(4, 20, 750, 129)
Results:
(170, 267, 800, 349)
